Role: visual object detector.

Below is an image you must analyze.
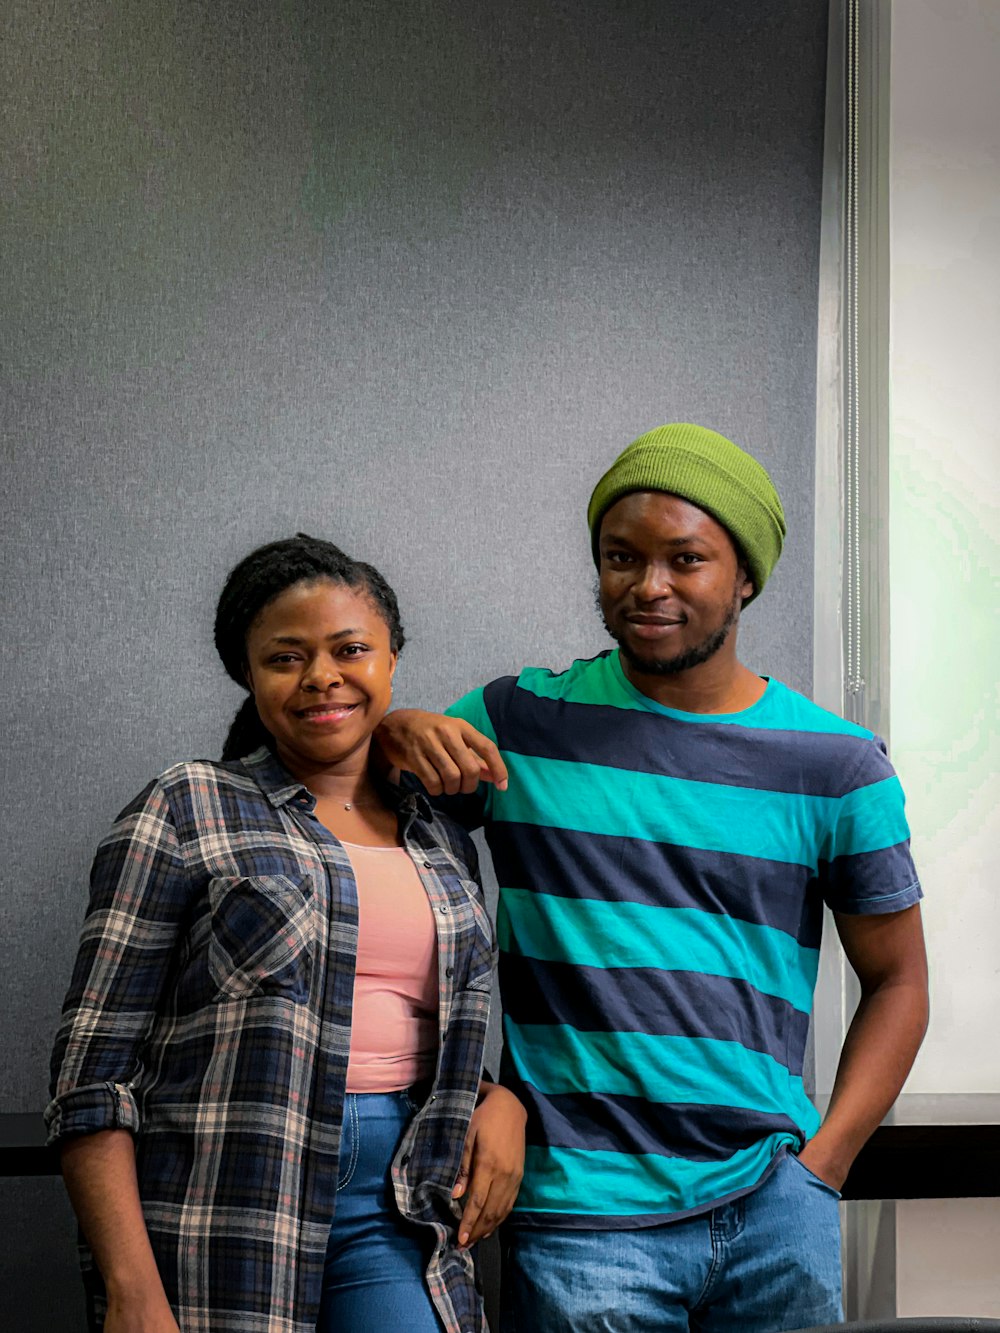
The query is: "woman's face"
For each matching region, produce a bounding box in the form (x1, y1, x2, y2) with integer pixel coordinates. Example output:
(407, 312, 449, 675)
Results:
(243, 578, 397, 781)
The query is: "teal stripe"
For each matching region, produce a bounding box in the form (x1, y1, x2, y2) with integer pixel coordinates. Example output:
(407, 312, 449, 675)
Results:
(505, 1023, 820, 1123)
(517, 660, 631, 709)
(498, 888, 818, 1011)
(518, 654, 875, 739)
(515, 1132, 803, 1217)
(829, 776, 911, 856)
(494, 751, 834, 865)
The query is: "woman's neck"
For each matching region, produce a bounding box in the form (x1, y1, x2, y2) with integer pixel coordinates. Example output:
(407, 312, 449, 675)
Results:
(274, 747, 380, 806)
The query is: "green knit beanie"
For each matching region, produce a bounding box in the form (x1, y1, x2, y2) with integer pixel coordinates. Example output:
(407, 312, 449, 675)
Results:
(587, 423, 786, 602)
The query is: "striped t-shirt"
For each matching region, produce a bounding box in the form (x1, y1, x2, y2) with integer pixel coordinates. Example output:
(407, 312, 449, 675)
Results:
(445, 650, 921, 1227)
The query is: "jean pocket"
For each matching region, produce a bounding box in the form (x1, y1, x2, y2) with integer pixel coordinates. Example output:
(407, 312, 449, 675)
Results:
(207, 874, 316, 1001)
(789, 1151, 843, 1200)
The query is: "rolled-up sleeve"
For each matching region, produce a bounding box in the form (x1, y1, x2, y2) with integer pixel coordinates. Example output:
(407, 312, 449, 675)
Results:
(45, 780, 191, 1145)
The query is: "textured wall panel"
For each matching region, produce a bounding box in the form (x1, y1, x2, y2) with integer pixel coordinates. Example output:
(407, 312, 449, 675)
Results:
(1, 0, 827, 1128)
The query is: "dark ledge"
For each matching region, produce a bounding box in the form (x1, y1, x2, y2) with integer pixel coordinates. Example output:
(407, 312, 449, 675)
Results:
(4, 1095, 1000, 1196)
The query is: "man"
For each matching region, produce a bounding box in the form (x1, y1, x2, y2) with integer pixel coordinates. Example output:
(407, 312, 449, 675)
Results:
(377, 423, 928, 1332)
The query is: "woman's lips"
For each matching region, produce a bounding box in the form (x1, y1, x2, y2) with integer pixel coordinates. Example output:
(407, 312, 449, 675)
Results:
(296, 703, 359, 724)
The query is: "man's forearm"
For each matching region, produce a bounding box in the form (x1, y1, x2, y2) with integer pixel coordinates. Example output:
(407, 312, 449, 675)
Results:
(802, 974, 929, 1187)
(60, 1129, 173, 1313)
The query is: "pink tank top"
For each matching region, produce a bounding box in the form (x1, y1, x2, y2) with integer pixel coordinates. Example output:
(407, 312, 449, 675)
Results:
(343, 842, 439, 1093)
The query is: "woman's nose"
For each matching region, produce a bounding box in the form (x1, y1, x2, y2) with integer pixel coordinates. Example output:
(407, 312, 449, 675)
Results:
(302, 656, 343, 690)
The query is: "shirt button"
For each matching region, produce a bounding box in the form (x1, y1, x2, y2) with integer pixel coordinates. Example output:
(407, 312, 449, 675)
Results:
(400, 1153, 410, 1166)
(439, 904, 448, 913)
(445, 966, 454, 978)
(423, 860, 433, 869)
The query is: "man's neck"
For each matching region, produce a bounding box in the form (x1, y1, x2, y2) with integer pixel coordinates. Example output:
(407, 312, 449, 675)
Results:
(619, 651, 767, 715)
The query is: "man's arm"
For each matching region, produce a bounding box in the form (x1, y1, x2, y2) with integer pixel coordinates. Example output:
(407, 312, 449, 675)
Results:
(798, 903, 928, 1190)
(374, 709, 509, 796)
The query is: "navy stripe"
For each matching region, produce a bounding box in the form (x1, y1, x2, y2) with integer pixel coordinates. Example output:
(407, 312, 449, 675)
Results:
(819, 846, 922, 914)
(488, 822, 825, 949)
(497, 683, 879, 798)
(500, 956, 809, 1075)
(515, 1083, 804, 1162)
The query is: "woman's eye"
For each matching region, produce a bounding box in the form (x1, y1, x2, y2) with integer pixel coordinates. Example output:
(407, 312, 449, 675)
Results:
(341, 643, 369, 657)
(605, 551, 633, 565)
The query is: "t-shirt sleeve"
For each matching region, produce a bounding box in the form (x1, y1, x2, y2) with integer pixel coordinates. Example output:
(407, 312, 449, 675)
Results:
(819, 735, 923, 915)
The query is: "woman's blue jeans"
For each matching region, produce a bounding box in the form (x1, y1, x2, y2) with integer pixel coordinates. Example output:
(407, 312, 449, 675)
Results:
(500, 1151, 844, 1332)
(317, 1090, 443, 1332)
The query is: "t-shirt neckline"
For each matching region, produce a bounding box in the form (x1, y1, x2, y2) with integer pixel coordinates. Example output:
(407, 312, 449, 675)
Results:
(608, 649, 775, 721)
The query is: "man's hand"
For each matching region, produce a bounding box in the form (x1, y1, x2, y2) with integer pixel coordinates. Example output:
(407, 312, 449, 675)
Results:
(452, 1082, 526, 1247)
(375, 709, 509, 796)
(805, 904, 928, 1191)
(795, 1139, 847, 1192)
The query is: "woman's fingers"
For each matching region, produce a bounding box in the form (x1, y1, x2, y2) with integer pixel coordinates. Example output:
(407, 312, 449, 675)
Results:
(455, 1085, 526, 1246)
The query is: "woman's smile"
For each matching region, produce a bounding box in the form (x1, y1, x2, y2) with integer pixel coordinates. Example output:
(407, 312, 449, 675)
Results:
(295, 701, 360, 724)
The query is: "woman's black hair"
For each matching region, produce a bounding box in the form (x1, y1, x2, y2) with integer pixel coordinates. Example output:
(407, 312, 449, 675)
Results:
(215, 533, 405, 762)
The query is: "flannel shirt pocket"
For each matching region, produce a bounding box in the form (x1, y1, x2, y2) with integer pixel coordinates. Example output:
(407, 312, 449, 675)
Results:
(207, 874, 316, 1001)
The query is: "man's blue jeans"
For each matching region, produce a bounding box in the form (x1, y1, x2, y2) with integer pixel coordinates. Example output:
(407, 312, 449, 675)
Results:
(317, 1090, 443, 1332)
(500, 1152, 843, 1332)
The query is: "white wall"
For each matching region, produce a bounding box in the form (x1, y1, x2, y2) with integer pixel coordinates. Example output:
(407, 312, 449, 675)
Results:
(888, 0, 1000, 1314)
(889, 0, 1000, 1097)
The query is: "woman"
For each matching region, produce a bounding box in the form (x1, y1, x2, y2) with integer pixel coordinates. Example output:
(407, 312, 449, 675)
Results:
(47, 534, 525, 1333)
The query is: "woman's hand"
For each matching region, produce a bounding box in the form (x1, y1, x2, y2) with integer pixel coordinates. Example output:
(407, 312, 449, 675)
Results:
(60, 1131, 179, 1333)
(452, 1082, 526, 1247)
(104, 1290, 181, 1333)
(373, 710, 508, 796)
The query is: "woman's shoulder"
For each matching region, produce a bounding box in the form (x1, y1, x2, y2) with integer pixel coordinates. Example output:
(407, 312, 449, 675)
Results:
(112, 756, 270, 830)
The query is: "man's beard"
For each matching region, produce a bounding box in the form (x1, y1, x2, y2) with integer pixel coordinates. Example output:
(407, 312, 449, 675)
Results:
(599, 585, 742, 678)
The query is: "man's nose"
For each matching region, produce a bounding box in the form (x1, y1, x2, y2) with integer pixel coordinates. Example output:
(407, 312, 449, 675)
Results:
(631, 561, 674, 602)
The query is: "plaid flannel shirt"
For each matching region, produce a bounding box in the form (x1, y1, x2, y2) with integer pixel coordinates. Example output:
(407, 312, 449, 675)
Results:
(46, 748, 494, 1333)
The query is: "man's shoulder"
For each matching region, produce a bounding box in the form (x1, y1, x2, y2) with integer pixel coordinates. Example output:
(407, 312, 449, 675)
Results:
(757, 681, 894, 792)
(494, 651, 620, 707)
(760, 679, 875, 740)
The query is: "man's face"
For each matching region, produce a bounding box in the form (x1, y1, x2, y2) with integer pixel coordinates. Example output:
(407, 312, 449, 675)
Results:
(597, 491, 753, 677)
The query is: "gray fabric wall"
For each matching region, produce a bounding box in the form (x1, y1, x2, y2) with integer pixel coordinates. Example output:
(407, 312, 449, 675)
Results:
(1, 0, 828, 1325)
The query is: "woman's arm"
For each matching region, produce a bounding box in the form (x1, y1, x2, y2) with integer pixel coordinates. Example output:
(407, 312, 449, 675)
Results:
(452, 1079, 527, 1248)
(48, 780, 191, 1143)
(60, 1130, 180, 1332)
(48, 779, 195, 1325)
